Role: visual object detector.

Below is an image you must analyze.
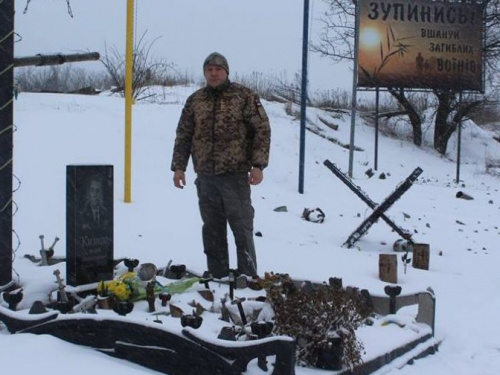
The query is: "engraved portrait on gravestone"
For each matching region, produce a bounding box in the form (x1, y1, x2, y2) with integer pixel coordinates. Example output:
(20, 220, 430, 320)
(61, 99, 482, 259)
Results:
(79, 177, 110, 232)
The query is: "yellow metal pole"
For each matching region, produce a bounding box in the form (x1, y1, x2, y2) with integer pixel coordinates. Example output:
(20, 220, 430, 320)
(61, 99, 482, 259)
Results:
(124, 0, 134, 203)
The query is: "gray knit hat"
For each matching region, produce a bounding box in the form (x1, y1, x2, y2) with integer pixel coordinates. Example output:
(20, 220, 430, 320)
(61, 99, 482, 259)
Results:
(203, 52, 229, 74)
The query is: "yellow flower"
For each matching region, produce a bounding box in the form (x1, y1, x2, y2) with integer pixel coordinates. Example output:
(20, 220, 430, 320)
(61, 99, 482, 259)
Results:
(98, 279, 132, 301)
(112, 282, 132, 301)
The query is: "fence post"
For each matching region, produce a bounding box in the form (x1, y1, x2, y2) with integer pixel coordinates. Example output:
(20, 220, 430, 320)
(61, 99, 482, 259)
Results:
(0, 1, 14, 287)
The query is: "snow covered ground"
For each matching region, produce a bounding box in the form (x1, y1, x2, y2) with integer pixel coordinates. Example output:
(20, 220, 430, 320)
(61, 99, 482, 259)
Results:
(1, 86, 500, 374)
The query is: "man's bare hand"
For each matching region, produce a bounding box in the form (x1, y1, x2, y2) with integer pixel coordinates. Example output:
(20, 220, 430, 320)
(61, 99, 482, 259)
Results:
(173, 170, 186, 189)
(249, 167, 264, 185)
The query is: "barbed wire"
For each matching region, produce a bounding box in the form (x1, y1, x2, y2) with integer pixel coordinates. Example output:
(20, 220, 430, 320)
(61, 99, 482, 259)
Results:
(23, 0, 74, 18)
(66, 0, 73, 17)
(11, 228, 21, 284)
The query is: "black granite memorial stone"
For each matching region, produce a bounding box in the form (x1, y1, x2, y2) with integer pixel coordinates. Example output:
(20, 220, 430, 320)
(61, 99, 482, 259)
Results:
(66, 165, 114, 286)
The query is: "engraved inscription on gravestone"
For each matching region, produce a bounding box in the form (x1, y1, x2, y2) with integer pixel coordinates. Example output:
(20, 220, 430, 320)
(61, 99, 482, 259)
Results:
(412, 243, 430, 271)
(379, 254, 398, 284)
(66, 165, 114, 286)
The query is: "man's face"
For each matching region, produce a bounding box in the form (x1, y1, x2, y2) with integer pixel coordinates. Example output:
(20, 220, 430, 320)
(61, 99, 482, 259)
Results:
(89, 180, 102, 207)
(204, 65, 228, 88)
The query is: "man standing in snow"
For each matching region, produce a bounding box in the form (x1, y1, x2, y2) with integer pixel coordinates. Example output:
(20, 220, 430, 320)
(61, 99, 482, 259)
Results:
(171, 52, 271, 279)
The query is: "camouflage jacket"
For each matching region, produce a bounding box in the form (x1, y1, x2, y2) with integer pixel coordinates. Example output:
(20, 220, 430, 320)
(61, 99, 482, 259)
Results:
(171, 81, 270, 175)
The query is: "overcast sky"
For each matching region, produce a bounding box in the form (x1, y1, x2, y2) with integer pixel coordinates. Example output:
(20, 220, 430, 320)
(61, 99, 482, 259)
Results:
(14, 0, 353, 91)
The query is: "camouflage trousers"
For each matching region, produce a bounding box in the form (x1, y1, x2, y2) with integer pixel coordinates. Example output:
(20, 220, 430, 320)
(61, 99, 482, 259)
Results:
(195, 172, 257, 278)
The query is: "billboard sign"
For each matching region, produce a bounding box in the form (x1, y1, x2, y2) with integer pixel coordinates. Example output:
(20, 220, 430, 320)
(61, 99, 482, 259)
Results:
(357, 0, 484, 91)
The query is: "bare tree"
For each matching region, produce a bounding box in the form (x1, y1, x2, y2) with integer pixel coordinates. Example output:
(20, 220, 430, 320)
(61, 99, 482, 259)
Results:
(310, 0, 356, 63)
(313, 0, 500, 154)
(100, 31, 179, 100)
